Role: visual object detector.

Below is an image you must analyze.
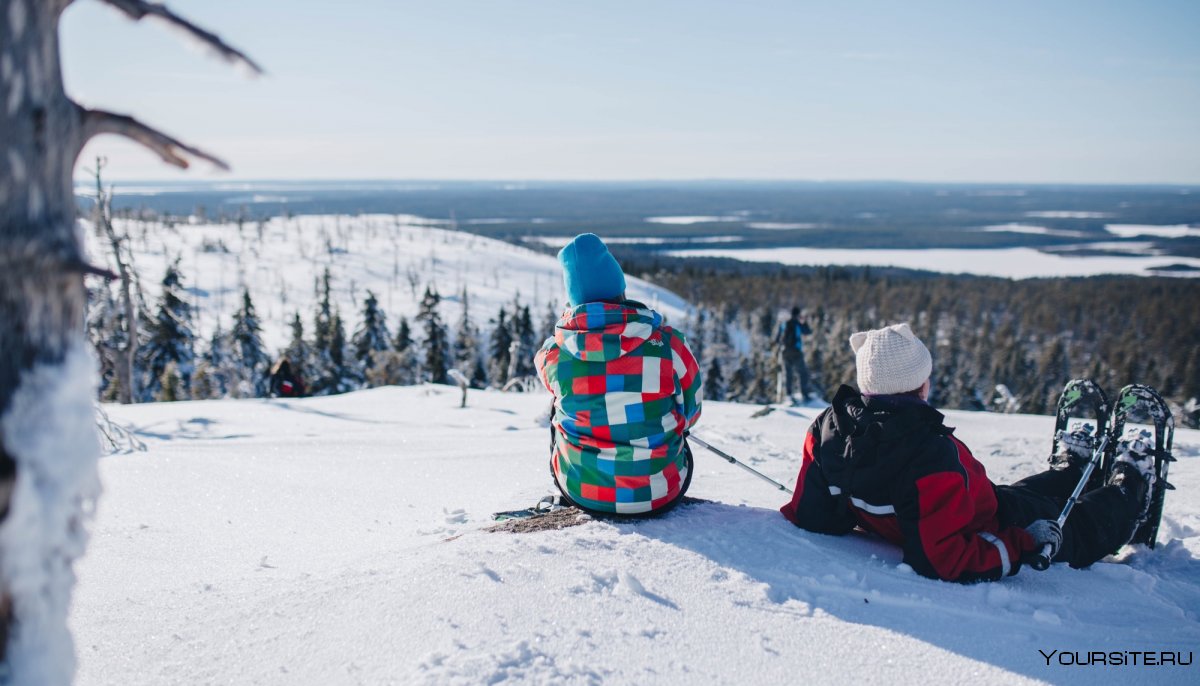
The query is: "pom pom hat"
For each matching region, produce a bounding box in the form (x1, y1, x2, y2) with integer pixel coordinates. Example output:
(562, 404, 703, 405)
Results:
(558, 233, 627, 306)
(849, 323, 932, 395)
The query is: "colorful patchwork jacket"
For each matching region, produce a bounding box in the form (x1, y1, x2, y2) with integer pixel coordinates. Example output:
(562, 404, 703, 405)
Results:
(535, 300, 702, 514)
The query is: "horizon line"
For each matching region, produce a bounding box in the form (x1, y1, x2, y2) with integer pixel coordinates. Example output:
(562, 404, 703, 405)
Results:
(72, 177, 1200, 189)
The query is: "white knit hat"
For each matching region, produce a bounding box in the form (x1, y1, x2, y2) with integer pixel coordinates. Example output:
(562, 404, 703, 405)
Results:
(848, 323, 932, 395)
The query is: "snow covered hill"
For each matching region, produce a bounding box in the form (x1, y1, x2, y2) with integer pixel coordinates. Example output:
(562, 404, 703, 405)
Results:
(83, 215, 691, 351)
(74, 388, 1200, 685)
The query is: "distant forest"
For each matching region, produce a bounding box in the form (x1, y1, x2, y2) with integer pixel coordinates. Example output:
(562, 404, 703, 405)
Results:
(619, 253, 1200, 428)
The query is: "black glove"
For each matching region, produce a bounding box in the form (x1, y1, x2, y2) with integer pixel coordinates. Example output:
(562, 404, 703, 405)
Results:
(1024, 519, 1062, 560)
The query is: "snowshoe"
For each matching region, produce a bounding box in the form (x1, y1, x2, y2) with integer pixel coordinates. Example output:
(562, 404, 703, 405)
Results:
(491, 494, 566, 522)
(1108, 426, 1157, 525)
(1107, 384, 1175, 549)
(1050, 379, 1109, 490)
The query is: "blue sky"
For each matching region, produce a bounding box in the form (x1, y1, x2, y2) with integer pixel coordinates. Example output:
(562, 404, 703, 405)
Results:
(63, 0, 1200, 183)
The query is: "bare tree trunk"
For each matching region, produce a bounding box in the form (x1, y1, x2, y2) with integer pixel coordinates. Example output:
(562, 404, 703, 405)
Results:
(0, 0, 258, 679)
(92, 159, 138, 404)
(0, 1, 92, 671)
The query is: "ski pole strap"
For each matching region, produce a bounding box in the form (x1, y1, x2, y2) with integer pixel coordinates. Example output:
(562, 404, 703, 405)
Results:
(688, 434, 794, 494)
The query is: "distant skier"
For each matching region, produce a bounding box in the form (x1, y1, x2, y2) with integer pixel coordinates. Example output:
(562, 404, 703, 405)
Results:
(774, 306, 813, 401)
(780, 323, 1157, 583)
(268, 356, 306, 398)
(535, 233, 702, 516)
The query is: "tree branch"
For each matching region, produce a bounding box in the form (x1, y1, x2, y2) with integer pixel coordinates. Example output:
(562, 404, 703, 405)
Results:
(98, 0, 264, 75)
(80, 108, 230, 171)
(69, 259, 120, 281)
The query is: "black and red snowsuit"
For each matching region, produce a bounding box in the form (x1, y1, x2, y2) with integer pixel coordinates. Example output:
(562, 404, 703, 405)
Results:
(780, 385, 1035, 582)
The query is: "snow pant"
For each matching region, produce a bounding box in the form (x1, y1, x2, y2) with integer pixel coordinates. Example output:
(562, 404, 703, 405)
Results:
(547, 418, 694, 518)
(782, 351, 810, 399)
(993, 464, 1142, 569)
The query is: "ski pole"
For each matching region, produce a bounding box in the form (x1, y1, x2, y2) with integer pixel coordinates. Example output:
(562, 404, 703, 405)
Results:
(1029, 432, 1109, 571)
(688, 434, 794, 495)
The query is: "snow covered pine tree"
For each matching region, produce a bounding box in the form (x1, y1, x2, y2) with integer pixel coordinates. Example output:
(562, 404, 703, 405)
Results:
(0, 1, 258, 681)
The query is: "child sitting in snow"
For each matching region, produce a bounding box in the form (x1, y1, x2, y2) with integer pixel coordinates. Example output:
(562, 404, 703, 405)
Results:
(780, 323, 1157, 583)
(535, 234, 702, 516)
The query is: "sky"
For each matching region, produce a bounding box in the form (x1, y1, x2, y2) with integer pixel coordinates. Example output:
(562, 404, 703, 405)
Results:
(62, 0, 1200, 184)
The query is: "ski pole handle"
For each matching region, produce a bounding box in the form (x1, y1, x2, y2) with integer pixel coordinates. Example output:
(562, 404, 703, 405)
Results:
(1029, 544, 1053, 571)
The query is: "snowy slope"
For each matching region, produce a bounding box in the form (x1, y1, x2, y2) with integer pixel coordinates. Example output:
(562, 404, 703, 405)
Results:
(82, 215, 691, 351)
(74, 388, 1200, 685)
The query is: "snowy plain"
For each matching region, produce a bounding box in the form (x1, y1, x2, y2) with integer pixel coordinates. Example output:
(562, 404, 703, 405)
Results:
(75, 387, 1200, 685)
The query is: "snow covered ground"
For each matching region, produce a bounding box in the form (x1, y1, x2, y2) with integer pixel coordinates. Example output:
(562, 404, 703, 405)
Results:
(74, 388, 1200, 685)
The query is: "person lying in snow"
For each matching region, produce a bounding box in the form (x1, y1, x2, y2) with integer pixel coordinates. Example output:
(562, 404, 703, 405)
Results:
(535, 233, 702, 516)
(780, 323, 1156, 583)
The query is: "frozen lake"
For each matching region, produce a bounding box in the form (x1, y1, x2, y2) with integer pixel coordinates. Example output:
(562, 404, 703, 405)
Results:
(664, 245, 1200, 279)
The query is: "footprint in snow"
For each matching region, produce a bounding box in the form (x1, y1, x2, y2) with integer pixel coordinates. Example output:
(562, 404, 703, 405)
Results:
(443, 508, 468, 525)
(475, 563, 502, 583)
(1033, 609, 1062, 625)
(619, 572, 679, 610)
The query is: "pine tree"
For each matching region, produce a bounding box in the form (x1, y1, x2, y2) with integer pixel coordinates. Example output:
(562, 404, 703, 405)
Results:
(489, 307, 513, 386)
(140, 259, 196, 402)
(1032, 337, 1070, 415)
(512, 304, 536, 378)
(330, 308, 356, 392)
(191, 325, 234, 400)
(284, 312, 313, 389)
(394, 316, 413, 353)
(230, 288, 270, 397)
(309, 269, 338, 395)
(87, 282, 123, 401)
(703, 357, 725, 401)
(365, 316, 419, 388)
(726, 356, 755, 403)
(352, 290, 392, 378)
(158, 361, 184, 402)
(539, 301, 559, 344)
(417, 286, 450, 384)
(452, 288, 483, 386)
(689, 308, 707, 367)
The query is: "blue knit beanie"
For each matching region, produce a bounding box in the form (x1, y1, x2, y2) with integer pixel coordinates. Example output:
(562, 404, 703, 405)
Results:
(558, 233, 627, 306)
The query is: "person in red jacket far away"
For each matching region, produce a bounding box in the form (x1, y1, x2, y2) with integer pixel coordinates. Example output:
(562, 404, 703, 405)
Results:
(780, 323, 1156, 583)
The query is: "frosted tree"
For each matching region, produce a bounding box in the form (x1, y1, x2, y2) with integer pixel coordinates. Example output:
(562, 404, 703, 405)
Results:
(688, 308, 707, 367)
(488, 307, 513, 387)
(703, 358, 725, 401)
(364, 316, 417, 388)
(0, 0, 258, 679)
(230, 289, 271, 397)
(512, 304, 536, 378)
(329, 309, 357, 393)
(416, 287, 450, 384)
(85, 282, 123, 401)
(283, 312, 314, 388)
(309, 269, 337, 395)
(394, 316, 413, 354)
(140, 259, 195, 402)
(352, 291, 392, 376)
(193, 326, 235, 400)
(539, 301, 559, 344)
(89, 157, 139, 403)
(452, 288, 484, 387)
